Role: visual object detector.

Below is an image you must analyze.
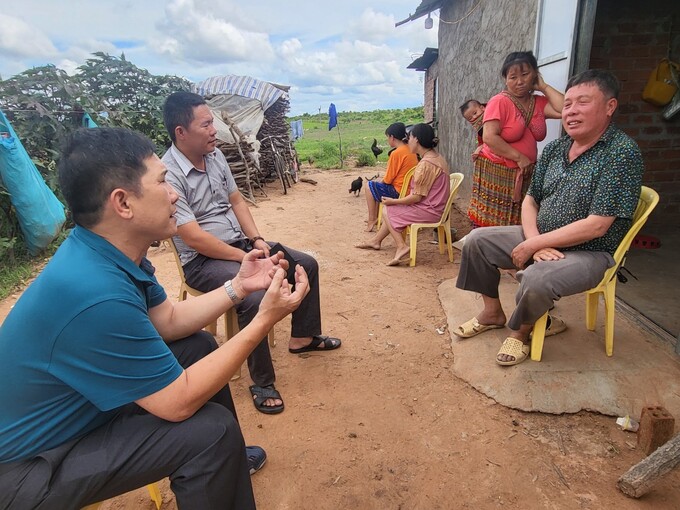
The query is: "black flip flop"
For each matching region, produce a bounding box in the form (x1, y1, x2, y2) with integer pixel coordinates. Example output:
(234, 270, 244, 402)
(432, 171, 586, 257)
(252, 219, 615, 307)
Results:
(249, 384, 284, 415)
(288, 335, 342, 354)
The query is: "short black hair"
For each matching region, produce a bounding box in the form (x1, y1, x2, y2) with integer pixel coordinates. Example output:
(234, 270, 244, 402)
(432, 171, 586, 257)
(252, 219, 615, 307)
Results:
(566, 69, 621, 99)
(501, 51, 538, 78)
(459, 99, 483, 115)
(385, 122, 408, 141)
(409, 123, 438, 149)
(163, 91, 206, 143)
(58, 128, 155, 228)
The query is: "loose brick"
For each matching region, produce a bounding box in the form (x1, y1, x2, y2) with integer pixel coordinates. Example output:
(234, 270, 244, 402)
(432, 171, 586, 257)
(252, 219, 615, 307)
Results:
(637, 406, 675, 455)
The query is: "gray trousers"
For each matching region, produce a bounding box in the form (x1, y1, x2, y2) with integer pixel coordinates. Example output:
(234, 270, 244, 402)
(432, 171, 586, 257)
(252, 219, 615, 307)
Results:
(0, 331, 256, 510)
(184, 241, 322, 388)
(456, 226, 614, 330)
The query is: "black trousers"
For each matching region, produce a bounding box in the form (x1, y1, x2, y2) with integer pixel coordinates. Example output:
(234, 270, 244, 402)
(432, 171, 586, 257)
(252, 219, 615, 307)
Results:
(183, 241, 322, 387)
(0, 331, 255, 510)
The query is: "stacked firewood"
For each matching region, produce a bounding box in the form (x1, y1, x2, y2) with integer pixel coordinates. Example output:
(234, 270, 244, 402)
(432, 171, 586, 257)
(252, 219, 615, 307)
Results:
(214, 111, 266, 201)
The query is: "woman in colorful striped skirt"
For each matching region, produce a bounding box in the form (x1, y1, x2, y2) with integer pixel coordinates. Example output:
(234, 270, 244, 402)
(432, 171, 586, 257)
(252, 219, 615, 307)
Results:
(468, 51, 564, 227)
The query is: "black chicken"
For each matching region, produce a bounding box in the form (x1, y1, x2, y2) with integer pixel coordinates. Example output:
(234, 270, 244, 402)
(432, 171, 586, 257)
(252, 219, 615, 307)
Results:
(371, 138, 383, 159)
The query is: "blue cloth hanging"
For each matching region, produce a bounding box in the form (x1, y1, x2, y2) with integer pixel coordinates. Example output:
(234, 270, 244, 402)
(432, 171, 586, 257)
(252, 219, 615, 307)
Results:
(0, 108, 66, 254)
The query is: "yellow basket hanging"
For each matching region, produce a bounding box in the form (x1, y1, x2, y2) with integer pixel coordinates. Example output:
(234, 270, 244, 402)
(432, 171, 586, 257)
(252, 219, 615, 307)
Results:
(642, 58, 679, 107)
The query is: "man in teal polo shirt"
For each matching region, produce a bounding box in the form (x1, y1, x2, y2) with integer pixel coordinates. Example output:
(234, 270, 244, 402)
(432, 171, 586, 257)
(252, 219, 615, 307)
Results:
(0, 127, 309, 509)
(454, 69, 644, 366)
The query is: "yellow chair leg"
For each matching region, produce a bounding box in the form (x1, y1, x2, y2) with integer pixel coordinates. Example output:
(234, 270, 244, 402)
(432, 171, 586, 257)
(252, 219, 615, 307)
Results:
(437, 226, 445, 254)
(147, 482, 162, 510)
(444, 223, 454, 263)
(530, 312, 549, 361)
(603, 282, 616, 356)
(376, 203, 383, 230)
(585, 292, 599, 331)
(409, 225, 419, 266)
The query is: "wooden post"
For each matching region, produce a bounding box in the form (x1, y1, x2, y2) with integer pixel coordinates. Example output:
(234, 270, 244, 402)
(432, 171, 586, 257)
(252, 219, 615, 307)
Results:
(617, 433, 680, 498)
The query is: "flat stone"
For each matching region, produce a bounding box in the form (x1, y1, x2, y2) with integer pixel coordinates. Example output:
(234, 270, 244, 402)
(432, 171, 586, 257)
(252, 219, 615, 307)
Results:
(439, 274, 680, 418)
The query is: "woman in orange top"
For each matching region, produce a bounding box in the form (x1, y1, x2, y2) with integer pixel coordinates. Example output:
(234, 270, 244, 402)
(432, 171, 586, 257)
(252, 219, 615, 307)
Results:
(365, 122, 418, 231)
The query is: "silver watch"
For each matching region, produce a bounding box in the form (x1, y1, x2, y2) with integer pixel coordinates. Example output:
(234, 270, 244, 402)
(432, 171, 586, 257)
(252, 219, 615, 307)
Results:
(224, 280, 244, 304)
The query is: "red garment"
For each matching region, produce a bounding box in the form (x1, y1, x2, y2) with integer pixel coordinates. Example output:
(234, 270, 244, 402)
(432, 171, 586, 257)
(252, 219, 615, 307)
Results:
(479, 92, 549, 168)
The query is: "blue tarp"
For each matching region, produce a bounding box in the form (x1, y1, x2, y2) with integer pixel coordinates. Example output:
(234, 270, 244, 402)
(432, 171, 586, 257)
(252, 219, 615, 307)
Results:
(0, 108, 66, 254)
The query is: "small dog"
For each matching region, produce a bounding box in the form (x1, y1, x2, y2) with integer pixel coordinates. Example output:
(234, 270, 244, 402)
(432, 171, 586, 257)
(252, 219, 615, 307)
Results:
(349, 176, 363, 196)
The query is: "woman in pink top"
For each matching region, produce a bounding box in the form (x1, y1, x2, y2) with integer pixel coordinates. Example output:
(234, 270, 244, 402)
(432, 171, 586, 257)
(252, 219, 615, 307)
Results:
(356, 124, 450, 266)
(468, 51, 564, 227)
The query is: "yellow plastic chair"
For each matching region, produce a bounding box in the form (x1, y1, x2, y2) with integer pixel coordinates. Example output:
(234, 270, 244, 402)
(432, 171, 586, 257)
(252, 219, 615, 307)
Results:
(81, 482, 162, 509)
(530, 186, 660, 361)
(164, 239, 276, 380)
(402, 172, 465, 267)
(376, 166, 416, 230)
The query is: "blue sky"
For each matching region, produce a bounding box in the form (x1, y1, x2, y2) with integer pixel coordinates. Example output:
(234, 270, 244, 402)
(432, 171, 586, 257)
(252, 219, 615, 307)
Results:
(0, 0, 439, 115)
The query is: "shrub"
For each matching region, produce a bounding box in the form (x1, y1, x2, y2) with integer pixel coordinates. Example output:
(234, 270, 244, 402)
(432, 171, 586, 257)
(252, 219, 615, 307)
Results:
(355, 152, 374, 167)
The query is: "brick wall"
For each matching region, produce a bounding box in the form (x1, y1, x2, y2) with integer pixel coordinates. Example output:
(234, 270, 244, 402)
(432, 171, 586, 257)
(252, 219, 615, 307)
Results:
(590, 0, 680, 223)
(423, 58, 439, 125)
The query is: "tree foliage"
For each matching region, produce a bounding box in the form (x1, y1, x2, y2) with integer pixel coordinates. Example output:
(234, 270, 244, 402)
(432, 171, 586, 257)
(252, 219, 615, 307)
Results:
(0, 53, 191, 263)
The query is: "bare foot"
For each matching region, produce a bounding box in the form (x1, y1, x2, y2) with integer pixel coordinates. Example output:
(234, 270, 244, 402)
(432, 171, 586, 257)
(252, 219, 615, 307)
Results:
(387, 246, 410, 266)
(356, 242, 381, 250)
(475, 310, 506, 327)
(365, 220, 377, 232)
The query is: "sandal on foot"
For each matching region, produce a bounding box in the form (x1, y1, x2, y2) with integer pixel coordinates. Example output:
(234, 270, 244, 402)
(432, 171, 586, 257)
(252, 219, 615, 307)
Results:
(496, 337, 530, 366)
(454, 317, 504, 338)
(530, 315, 567, 339)
(289, 335, 342, 354)
(249, 384, 284, 415)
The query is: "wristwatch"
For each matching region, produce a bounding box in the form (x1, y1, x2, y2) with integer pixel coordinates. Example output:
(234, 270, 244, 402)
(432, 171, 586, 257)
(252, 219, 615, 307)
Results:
(224, 280, 244, 304)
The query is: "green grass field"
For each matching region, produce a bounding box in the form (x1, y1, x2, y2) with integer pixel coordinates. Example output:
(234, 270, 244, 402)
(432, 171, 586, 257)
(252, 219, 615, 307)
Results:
(289, 107, 424, 169)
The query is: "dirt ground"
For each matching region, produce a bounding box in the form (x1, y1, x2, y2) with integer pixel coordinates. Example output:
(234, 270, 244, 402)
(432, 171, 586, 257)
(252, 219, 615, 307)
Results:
(3, 166, 680, 509)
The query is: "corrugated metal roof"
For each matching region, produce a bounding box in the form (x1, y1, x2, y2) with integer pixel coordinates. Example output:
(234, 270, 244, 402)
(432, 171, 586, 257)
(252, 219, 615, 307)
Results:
(395, 0, 445, 27)
(407, 48, 439, 71)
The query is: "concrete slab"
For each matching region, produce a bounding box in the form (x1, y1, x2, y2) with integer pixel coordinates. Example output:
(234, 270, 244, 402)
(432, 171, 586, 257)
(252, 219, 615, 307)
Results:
(439, 273, 680, 420)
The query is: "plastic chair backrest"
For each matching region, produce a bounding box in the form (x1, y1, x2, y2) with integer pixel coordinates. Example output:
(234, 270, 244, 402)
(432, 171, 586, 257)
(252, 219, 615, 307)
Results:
(595, 186, 659, 288)
(439, 172, 465, 225)
(166, 237, 187, 280)
(398, 166, 416, 198)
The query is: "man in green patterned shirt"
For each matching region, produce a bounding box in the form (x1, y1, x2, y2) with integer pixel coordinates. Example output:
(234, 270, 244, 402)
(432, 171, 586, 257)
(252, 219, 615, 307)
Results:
(454, 69, 644, 366)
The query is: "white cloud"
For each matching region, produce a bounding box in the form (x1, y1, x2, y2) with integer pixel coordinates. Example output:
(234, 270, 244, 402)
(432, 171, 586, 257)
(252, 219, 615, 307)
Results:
(348, 8, 398, 42)
(0, 13, 57, 58)
(154, 0, 275, 63)
(0, 1, 438, 114)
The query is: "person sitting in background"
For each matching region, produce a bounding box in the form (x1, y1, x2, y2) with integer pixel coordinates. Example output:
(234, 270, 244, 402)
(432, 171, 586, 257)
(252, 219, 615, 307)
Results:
(162, 91, 341, 416)
(468, 51, 564, 228)
(454, 69, 643, 366)
(0, 127, 308, 509)
(356, 123, 450, 266)
(364, 122, 418, 232)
